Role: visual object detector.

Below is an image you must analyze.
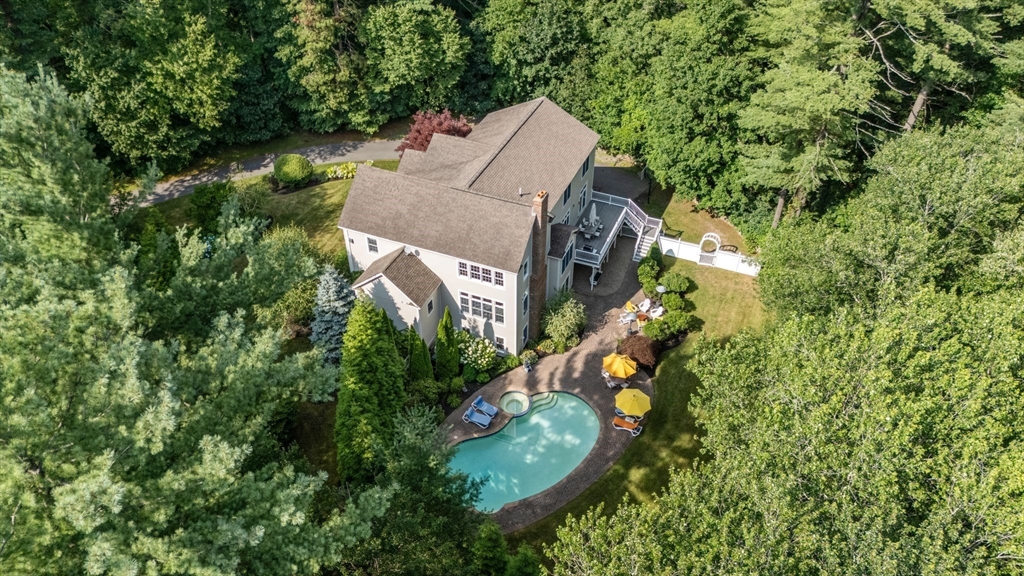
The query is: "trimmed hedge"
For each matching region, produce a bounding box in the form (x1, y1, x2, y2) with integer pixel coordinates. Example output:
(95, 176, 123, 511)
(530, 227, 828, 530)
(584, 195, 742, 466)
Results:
(274, 154, 313, 187)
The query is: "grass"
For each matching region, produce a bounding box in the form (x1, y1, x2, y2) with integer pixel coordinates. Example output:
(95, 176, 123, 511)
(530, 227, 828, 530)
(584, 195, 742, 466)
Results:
(508, 257, 765, 553)
(643, 183, 749, 253)
(150, 159, 400, 255)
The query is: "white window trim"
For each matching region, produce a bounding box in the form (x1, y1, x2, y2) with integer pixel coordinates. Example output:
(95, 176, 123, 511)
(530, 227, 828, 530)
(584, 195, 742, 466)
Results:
(367, 237, 379, 253)
(459, 291, 505, 325)
(458, 260, 507, 288)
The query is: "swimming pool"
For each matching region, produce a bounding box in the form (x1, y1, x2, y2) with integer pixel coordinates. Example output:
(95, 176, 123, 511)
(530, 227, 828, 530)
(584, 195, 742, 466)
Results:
(450, 392, 600, 512)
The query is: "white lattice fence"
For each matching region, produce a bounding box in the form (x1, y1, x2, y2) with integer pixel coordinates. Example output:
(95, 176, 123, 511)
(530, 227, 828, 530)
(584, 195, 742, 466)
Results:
(658, 236, 761, 277)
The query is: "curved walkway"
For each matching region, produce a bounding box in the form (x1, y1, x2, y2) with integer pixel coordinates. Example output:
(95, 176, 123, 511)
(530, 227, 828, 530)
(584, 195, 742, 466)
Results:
(142, 139, 403, 206)
(444, 242, 648, 532)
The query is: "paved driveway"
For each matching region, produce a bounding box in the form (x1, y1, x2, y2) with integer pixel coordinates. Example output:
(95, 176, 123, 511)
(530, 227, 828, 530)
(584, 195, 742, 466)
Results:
(142, 139, 402, 206)
(444, 242, 649, 532)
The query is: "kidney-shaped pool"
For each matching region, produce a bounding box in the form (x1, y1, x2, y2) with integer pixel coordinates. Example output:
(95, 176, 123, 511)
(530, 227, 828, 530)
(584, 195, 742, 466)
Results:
(450, 392, 600, 512)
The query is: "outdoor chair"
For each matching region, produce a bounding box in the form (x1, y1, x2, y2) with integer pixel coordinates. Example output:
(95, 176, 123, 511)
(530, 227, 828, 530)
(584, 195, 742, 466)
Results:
(615, 408, 643, 421)
(462, 407, 492, 429)
(638, 299, 651, 313)
(472, 396, 499, 418)
(650, 306, 665, 319)
(625, 301, 639, 313)
(612, 416, 642, 436)
(618, 312, 633, 325)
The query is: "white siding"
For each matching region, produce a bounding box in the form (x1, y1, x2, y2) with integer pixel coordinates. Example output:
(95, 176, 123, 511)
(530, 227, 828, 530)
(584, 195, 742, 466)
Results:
(340, 228, 528, 354)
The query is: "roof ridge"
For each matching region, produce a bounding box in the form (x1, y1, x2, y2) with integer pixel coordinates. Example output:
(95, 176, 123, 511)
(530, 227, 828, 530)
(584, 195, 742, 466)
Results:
(463, 98, 545, 190)
(360, 163, 536, 209)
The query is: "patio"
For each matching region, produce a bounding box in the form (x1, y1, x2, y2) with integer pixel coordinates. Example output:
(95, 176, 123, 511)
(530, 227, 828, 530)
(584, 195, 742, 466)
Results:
(443, 240, 648, 532)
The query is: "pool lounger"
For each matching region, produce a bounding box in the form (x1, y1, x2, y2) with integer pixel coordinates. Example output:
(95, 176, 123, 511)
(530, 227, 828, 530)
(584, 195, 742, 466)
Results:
(463, 407, 492, 429)
(614, 408, 643, 421)
(612, 416, 642, 436)
(472, 396, 499, 417)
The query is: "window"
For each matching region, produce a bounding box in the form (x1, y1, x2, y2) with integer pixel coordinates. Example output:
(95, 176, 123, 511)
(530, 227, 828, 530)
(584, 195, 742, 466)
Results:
(458, 261, 505, 286)
(580, 183, 588, 207)
(521, 258, 530, 280)
(495, 336, 506, 352)
(562, 184, 571, 205)
(367, 237, 378, 253)
(562, 210, 571, 225)
(523, 324, 529, 345)
(561, 243, 574, 274)
(582, 155, 591, 176)
(427, 299, 434, 314)
(460, 292, 505, 324)
(523, 293, 529, 316)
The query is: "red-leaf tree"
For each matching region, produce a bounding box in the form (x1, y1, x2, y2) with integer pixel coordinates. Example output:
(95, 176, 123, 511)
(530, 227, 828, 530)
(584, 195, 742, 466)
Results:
(395, 110, 472, 157)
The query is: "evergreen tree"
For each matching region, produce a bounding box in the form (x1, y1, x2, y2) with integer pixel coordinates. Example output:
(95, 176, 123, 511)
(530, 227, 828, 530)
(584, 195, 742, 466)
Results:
(339, 406, 484, 574)
(472, 522, 509, 576)
(435, 306, 460, 381)
(408, 333, 435, 382)
(335, 298, 407, 483)
(506, 545, 544, 576)
(311, 266, 356, 365)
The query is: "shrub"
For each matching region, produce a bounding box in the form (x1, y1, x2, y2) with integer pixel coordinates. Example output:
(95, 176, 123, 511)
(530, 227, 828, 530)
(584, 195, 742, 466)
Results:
(396, 110, 472, 157)
(463, 337, 498, 372)
(541, 291, 587, 349)
(642, 311, 697, 341)
(274, 153, 313, 187)
(189, 181, 234, 232)
(660, 271, 691, 293)
(619, 334, 660, 367)
(326, 162, 357, 180)
(476, 372, 490, 384)
(255, 277, 318, 333)
(536, 339, 557, 354)
(463, 365, 478, 383)
(448, 376, 465, 393)
(234, 177, 271, 217)
(446, 393, 462, 408)
(410, 378, 442, 405)
(498, 354, 522, 372)
(661, 292, 684, 311)
(520, 349, 538, 366)
(637, 257, 661, 296)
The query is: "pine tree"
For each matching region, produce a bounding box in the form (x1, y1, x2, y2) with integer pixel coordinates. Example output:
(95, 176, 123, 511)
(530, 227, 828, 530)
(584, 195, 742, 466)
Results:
(472, 522, 509, 576)
(311, 267, 356, 365)
(335, 298, 407, 483)
(408, 334, 434, 382)
(435, 307, 460, 381)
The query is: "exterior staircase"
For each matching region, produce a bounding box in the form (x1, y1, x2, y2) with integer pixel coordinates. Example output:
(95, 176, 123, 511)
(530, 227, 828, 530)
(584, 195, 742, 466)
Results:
(622, 200, 662, 262)
(633, 226, 660, 261)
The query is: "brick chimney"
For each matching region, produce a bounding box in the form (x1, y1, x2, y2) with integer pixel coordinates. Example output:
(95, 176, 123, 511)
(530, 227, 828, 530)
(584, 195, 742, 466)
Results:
(529, 190, 549, 343)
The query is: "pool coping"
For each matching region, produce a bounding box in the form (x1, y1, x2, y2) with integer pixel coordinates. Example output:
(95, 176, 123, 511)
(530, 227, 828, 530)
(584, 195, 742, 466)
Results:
(443, 283, 654, 533)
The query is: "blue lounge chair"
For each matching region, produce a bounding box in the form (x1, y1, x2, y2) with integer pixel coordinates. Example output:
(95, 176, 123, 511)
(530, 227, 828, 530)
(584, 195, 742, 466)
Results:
(472, 396, 499, 418)
(463, 407, 492, 429)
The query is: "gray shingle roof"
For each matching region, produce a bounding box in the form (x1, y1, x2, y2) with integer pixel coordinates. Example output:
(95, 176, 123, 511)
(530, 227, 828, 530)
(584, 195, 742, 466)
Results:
(398, 134, 491, 187)
(353, 248, 442, 307)
(466, 98, 600, 205)
(548, 224, 578, 258)
(339, 166, 535, 272)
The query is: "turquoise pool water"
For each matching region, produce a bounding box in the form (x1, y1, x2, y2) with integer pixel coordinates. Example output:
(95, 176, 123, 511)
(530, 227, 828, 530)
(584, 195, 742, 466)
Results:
(451, 392, 600, 512)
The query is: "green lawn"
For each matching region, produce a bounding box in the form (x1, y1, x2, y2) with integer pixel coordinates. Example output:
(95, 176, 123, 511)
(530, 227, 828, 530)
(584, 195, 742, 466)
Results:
(150, 159, 399, 255)
(509, 257, 765, 552)
(643, 183, 749, 253)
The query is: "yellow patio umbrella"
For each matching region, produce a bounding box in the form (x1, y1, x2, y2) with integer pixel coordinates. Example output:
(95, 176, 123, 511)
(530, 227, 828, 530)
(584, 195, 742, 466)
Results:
(615, 389, 652, 417)
(602, 353, 637, 379)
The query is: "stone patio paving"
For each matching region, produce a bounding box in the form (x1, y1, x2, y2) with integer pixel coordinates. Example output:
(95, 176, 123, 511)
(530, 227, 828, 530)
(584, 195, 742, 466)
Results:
(443, 240, 650, 533)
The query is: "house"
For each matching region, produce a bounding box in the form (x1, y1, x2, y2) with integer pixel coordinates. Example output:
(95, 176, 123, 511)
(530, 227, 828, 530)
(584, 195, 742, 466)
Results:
(338, 97, 662, 355)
